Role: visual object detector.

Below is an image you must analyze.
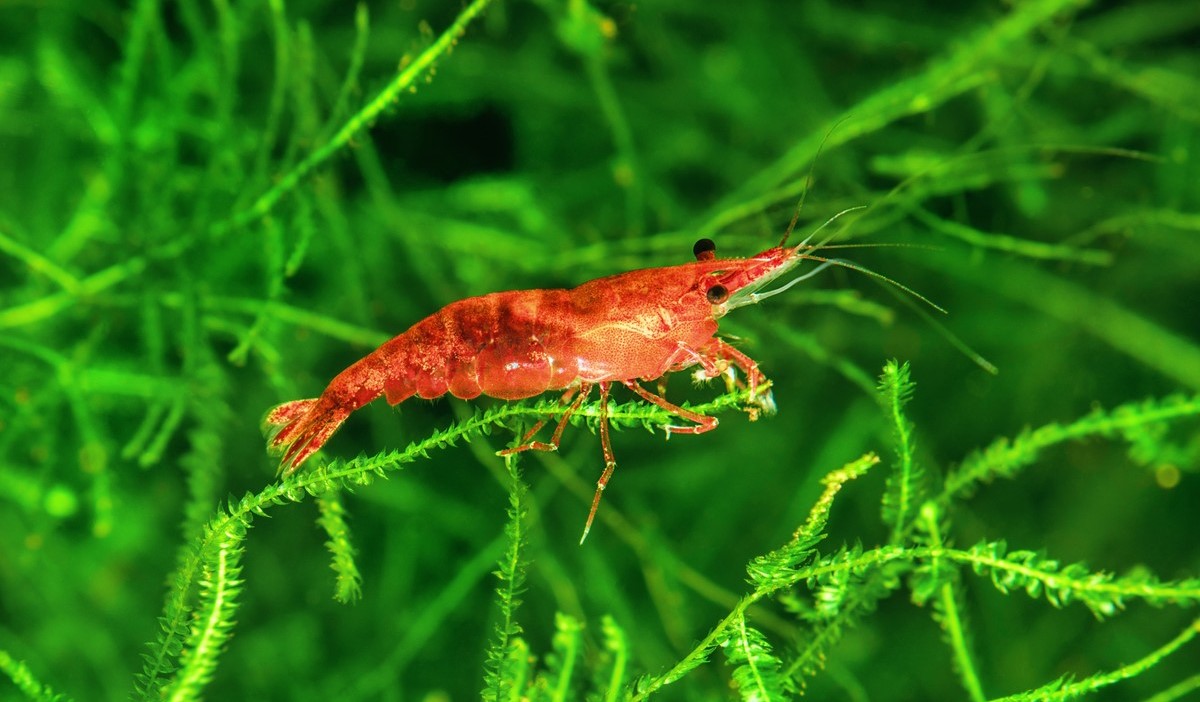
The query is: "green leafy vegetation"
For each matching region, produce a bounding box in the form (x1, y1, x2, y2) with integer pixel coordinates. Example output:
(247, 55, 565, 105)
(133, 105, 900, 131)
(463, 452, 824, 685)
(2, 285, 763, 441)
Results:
(2, 0, 1198, 699)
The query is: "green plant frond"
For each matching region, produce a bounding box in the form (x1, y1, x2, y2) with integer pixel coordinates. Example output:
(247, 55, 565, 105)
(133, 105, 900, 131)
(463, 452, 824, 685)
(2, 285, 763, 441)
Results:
(909, 502, 955, 607)
(878, 360, 927, 544)
(930, 577, 984, 702)
(133, 582, 191, 698)
(784, 557, 908, 688)
(226, 217, 286, 367)
(942, 393, 1200, 503)
(1115, 402, 1200, 473)
(990, 619, 1200, 702)
(316, 490, 362, 604)
(160, 518, 248, 702)
(914, 502, 985, 702)
(1143, 672, 1200, 702)
(957, 541, 1200, 618)
(597, 615, 630, 702)
(1119, 418, 1197, 471)
(216, 0, 499, 235)
(318, 3, 370, 143)
(631, 619, 728, 700)
(779, 538, 1200, 625)
(283, 191, 317, 278)
(745, 532, 827, 594)
(804, 544, 903, 621)
(721, 614, 793, 702)
(747, 453, 879, 592)
(0, 649, 70, 702)
(537, 612, 584, 702)
(637, 457, 882, 700)
(483, 453, 529, 702)
(134, 398, 572, 699)
(910, 206, 1113, 265)
(178, 331, 231, 545)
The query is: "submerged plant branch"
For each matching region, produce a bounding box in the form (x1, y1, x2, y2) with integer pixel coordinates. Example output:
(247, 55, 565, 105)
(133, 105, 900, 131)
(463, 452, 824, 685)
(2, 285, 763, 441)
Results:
(941, 393, 1200, 504)
(136, 383, 762, 701)
(482, 452, 528, 702)
(640, 539, 1200, 699)
(631, 372, 1200, 699)
(632, 453, 879, 700)
(216, 0, 498, 235)
(917, 502, 985, 702)
(0, 649, 69, 702)
(990, 619, 1200, 702)
(698, 0, 1093, 236)
(879, 360, 924, 544)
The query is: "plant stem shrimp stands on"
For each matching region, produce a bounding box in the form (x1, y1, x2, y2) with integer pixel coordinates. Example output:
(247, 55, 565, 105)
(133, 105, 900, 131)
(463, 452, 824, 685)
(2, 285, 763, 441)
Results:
(264, 227, 870, 542)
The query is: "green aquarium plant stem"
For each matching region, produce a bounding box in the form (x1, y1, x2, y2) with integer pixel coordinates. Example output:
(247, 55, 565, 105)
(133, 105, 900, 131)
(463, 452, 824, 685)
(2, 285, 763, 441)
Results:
(216, 0, 498, 235)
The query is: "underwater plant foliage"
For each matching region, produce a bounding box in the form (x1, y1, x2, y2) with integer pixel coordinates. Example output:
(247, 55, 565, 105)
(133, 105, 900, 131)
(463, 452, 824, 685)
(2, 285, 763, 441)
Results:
(1, 0, 1199, 700)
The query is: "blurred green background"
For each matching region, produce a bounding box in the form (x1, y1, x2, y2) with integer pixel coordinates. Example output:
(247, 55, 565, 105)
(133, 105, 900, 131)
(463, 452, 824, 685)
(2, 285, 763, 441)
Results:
(2, 0, 1199, 699)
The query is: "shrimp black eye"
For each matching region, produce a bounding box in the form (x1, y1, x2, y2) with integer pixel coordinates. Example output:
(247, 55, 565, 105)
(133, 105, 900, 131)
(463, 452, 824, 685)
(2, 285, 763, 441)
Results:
(707, 284, 729, 304)
(693, 238, 716, 261)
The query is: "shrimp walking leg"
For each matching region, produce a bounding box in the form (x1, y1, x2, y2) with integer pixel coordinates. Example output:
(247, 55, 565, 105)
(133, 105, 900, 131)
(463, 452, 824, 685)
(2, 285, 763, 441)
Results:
(697, 338, 775, 415)
(622, 380, 719, 435)
(498, 384, 593, 455)
(581, 382, 616, 544)
(697, 338, 767, 396)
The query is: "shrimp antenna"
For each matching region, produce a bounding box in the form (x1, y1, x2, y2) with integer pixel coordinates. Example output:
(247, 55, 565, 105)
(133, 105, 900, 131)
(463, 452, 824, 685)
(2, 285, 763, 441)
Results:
(815, 242, 944, 253)
(879, 280, 999, 375)
(792, 205, 868, 255)
(797, 244, 998, 372)
(779, 117, 850, 247)
(736, 248, 945, 315)
(799, 254, 947, 314)
(777, 254, 997, 373)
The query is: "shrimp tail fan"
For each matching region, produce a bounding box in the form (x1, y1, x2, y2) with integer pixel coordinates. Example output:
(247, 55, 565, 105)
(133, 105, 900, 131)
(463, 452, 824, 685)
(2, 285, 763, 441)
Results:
(262, 398, 349, 473)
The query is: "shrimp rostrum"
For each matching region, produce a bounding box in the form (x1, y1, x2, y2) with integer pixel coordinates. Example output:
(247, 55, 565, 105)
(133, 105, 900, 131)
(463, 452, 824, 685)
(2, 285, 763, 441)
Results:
(265, 233, 845, 541)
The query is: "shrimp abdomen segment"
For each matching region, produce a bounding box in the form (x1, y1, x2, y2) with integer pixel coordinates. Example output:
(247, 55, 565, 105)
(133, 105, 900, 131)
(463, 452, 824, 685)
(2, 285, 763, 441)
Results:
(380, 289, 580, 403)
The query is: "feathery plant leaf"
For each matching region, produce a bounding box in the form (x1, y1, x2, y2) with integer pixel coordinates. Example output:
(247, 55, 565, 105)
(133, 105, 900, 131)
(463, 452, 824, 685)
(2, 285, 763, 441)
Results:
(989, 619, 1200, 702)
(722, 614, 792, 702)
(1143, 673, 1200, 702)
(215, 0, 499, 235)
(914, 501, 985, 702)
(634, 454, 877, 701)
(131, 386, 760, 701)
(132, 325, 232, 697)
(909, 501, 954, 608)
(161, 518, 247, 702)
(747, 453, 879, 591)
(316, 490, 362, 604)
(0, 650, 70, 702)
(482, 451, 530, 702)
(878, 360, 927, 544)
(785, 545, 909, 688)
(805, 543, 898, 621)
(942, 393, 1200, 503)
(956, 541, 1200, 618)
(597, 615, 630, 702)
(538, 612, 584, 702)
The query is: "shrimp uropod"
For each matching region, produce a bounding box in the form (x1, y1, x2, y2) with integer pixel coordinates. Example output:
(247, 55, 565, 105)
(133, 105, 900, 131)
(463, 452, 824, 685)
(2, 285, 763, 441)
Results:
(264, 230, 848, 542)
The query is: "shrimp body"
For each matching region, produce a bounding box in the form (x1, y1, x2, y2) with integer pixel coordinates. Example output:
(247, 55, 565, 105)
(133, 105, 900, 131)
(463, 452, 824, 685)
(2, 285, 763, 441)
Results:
(265, 239, 818, 538)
